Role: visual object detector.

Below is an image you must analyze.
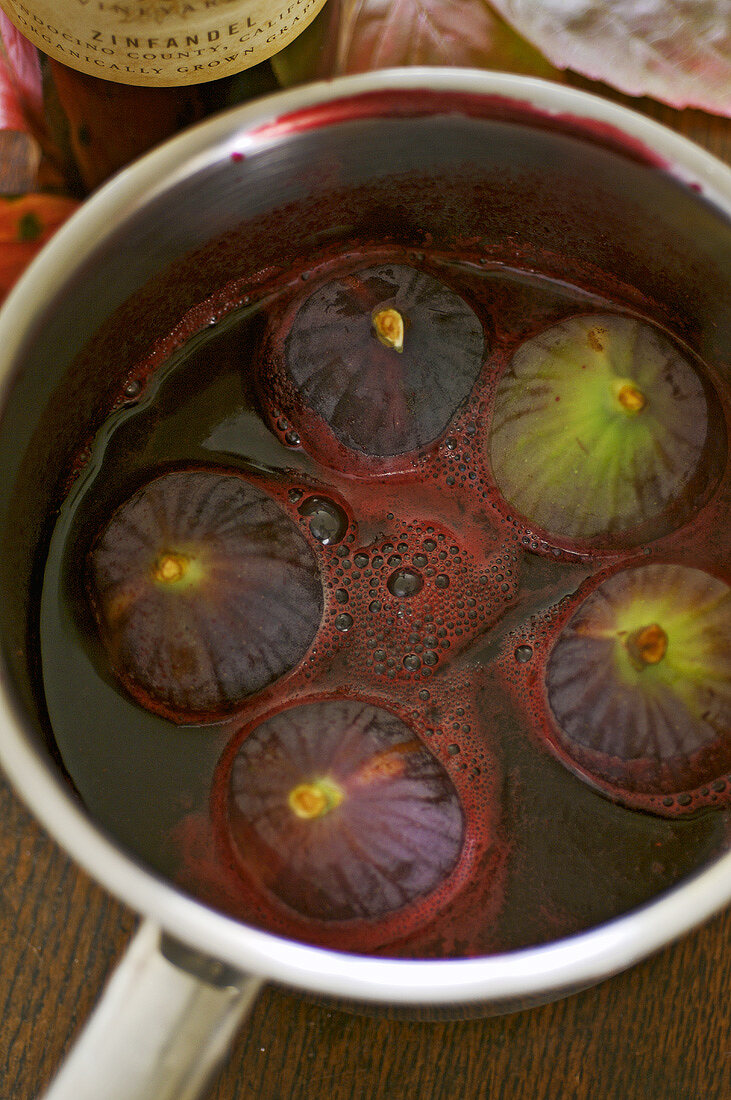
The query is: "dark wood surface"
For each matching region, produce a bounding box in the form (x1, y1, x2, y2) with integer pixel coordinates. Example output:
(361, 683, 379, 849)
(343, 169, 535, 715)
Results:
(1, 74, 730, 1100)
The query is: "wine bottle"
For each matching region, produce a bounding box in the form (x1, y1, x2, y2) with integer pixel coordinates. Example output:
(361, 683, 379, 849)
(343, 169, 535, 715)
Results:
(43, 54, 279, 190)
(0, 0, 328, 86)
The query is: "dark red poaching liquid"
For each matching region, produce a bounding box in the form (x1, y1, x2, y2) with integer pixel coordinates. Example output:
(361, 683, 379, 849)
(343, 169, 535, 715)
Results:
(40, 242, 730, 960)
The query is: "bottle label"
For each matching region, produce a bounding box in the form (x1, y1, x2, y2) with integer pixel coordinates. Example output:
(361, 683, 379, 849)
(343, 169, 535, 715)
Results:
(0, 0, 327, 86)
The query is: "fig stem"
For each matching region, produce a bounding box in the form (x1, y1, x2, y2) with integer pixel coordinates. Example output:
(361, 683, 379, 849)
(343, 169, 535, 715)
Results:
(373, 307, 405, 352)
(353, 738, 421, 787)
(617, 383, 646, 413)
(288, 777, 344, 820)
(152, 552, 189, 585)
(625, 622, 668, 669)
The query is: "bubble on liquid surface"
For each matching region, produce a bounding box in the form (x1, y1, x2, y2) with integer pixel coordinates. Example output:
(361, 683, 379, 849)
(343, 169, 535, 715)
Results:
(226, 700, 464, 921)
(489, 314, 723, 541)
(282, 263, 485, 456)
(298, 496, 348, 545)
(87, 469, 323, 722)
(546, 564, 731, 798)
(387, 568, 424, 597)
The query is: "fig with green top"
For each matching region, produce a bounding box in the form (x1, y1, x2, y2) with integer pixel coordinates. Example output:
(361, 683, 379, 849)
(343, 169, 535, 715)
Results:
(546, 564, 730, 799)
(87, 468, 323, 722)
(225, 700, 465, 922)
(489, 314, 720, 541)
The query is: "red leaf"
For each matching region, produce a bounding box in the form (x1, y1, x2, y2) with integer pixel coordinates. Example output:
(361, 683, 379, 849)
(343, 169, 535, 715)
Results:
(272, 0, 561, 85)
(488, 0, 731, 115)
(0, 15, 43, 192)
(0, 12, 42, 130)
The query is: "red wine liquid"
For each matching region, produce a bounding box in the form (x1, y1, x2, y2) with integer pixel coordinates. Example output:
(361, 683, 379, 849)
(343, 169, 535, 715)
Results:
(39, 245, 730, 958)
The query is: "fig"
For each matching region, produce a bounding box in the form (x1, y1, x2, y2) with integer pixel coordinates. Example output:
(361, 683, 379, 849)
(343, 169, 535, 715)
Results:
(282, 263, 485, 455)
(226, 700, 464, 921)
(88, 468, 323, 722)
(546, 564, 730, 796)
(489, 314, 719, 541)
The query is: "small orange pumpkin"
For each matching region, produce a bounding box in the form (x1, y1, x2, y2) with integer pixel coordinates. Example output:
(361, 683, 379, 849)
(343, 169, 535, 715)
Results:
(0, 192, 79, 302)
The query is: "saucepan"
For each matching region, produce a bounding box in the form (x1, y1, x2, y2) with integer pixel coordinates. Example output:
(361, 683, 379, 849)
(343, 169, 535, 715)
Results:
(0, 70, 728, 1100)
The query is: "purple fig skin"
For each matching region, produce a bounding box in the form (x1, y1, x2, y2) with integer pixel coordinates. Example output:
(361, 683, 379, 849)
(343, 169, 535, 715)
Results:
(88, 469, 323, 722)
(227, 700, 465, 921)
(546, 564, 731, 794)
(283, 263, 485, 456)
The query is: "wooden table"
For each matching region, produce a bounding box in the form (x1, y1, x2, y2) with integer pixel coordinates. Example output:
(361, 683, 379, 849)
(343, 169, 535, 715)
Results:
(0, 74, 730, 1100)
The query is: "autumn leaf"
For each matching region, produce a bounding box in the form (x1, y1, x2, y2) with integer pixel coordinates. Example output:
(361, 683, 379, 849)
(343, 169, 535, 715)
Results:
(488, 0, 731, 115)
(0, 13, 43, 192)
(271, 0, 561, 86)
(0, 12, 41, 128)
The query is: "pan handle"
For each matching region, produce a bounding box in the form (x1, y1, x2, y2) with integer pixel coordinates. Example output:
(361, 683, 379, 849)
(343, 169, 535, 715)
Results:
(41, 919, 263, 1100)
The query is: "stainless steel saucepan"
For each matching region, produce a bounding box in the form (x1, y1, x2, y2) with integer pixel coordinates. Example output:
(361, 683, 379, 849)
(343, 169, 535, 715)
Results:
(0, 70, 728, 1100)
